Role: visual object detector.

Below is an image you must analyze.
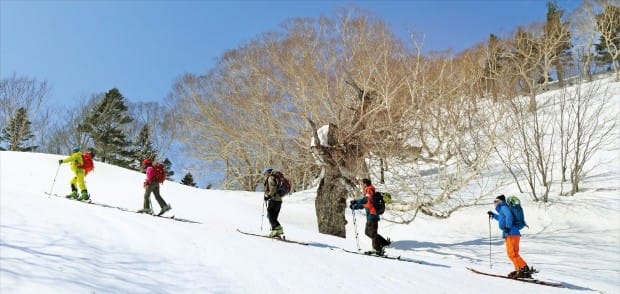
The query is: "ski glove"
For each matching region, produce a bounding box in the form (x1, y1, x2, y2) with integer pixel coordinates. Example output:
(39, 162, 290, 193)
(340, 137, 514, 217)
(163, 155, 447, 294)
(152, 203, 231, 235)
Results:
(58, 159, 63, 164)
(487, 211, 495, 218)
(264, 196, 271, 201)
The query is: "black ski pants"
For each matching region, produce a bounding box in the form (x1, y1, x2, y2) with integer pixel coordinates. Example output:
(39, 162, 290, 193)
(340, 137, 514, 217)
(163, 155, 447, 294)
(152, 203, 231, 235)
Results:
(365, 219, 389, 251)
(267, 199, 282, 230)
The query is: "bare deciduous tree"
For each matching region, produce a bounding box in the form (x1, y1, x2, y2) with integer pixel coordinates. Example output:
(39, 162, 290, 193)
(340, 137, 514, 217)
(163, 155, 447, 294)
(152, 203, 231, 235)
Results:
(594, 1, 620, 81)
(0, 73, 52, 151)
(566, 81, 617, 195)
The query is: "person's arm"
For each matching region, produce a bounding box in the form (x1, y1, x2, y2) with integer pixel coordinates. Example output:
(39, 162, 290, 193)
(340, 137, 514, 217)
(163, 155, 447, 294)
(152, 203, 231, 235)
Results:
(349, 197, 368, 210)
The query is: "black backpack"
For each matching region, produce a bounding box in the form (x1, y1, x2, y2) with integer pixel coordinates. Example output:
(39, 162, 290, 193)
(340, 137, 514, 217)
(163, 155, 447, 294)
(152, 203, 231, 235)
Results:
(372, 191, 386, 215)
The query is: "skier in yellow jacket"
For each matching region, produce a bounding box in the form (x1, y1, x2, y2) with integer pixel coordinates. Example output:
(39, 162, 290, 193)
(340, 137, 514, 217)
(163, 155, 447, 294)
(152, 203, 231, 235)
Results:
(59, 147, 89, 201)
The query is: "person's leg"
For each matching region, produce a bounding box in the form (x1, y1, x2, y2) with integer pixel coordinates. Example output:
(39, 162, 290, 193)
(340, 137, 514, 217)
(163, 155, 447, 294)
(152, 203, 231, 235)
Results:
(139, 184, 153, 212)
(505, 235, 527, 270)
(267, 200, 281, 229)
(152, 184, 168, 208)
(365, 219, 381, 250)
(76, 171, 86, 192)
(76, 171, 89, 200)
(267, 201, 283, 236)
(67, 177, 78, 198)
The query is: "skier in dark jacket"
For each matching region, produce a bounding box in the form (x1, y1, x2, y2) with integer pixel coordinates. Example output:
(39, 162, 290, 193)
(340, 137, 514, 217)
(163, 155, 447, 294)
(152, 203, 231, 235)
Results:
(263, 168, 283, 237)
(488, 194, 535, 278)
(350, 178, 390, 254)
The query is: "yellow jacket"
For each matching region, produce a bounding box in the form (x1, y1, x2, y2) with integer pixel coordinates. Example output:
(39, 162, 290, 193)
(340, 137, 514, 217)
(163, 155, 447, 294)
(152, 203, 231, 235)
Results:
(62, 151, 83, 173)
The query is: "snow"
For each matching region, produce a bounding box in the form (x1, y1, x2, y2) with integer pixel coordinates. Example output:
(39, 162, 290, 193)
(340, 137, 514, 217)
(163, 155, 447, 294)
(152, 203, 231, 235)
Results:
(1, 78, 620, 293)
(310, 124, 330, 147)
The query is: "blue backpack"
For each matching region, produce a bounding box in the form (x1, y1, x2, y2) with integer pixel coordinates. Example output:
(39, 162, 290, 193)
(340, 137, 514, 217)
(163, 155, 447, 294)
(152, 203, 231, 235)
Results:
(506, 195, 528, 230)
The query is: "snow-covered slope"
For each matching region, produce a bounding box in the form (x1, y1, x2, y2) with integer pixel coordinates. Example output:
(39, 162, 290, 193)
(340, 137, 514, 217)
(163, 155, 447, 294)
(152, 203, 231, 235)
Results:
(1, 149, 618, 293)
(2, 76, 620, 294)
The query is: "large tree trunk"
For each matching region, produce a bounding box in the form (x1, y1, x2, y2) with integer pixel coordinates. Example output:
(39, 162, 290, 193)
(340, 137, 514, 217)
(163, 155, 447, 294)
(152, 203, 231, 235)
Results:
(315, 167, 349, 237)
(308, 119, 359, 238)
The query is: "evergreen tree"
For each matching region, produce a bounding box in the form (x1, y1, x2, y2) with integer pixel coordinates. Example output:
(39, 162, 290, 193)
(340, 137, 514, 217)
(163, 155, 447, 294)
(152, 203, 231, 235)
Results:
(162, 158, 174, 180)
(181, 172, 198, 187)
(0, 107, 37, 151)
(484, 34, 506, 99)
(544, 1, 572, 87)
(594, 5, 620, 68)
(79, 88, 134, 168)
(131, 124, 158, 171)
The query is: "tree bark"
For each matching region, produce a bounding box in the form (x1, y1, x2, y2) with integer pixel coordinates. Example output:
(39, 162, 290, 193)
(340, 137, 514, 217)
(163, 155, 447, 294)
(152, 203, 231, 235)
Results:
(308, 118, 357, 238)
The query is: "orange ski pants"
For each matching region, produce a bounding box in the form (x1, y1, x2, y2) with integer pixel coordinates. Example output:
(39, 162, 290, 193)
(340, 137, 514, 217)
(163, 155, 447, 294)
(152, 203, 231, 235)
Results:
(505, 235, 527, 270)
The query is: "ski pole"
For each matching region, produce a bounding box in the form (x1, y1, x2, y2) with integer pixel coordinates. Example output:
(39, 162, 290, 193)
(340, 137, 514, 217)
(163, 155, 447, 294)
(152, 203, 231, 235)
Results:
(260, 200, 267, 231)
(48, 164, 61, 196)
(351, 208, 361, 251)
(489, 215, 492, 269)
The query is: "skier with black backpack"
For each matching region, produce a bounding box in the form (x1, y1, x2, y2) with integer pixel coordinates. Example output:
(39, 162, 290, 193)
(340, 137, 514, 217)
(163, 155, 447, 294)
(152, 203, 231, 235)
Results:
(350, 178, 391, 255)
(488, 194, 536, 278)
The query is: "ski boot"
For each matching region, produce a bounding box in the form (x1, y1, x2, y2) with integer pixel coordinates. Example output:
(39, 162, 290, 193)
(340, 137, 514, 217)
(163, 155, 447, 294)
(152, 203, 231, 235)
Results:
(508, 265, 534, 279)
(137, 208, 153, 214)
(66, 190, 78, 199)
(158, 204, 172, 216)
(78, 190, 90, 201)
(364, 249, 385, 256)
(268, 226, 284, 238)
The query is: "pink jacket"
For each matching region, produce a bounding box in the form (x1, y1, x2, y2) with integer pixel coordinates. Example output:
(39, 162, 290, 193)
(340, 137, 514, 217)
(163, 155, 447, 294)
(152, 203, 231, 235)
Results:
(144, 166, 155, 185)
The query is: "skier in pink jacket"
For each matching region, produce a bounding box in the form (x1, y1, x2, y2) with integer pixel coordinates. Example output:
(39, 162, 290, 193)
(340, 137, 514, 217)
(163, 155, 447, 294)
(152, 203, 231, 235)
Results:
(138, 158, 171, 216)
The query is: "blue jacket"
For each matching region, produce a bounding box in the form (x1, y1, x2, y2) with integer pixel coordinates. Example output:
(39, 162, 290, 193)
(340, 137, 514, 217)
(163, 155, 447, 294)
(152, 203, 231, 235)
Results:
(351, 197, 380, 221)
(491, 202, 521, 238)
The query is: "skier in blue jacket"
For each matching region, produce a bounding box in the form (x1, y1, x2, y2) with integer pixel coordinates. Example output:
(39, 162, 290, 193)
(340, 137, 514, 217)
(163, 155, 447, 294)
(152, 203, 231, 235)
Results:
(488, 195, 535, 278)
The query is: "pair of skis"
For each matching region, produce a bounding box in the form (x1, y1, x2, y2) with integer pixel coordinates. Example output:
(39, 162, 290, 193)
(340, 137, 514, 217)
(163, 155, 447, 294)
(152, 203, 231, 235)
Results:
(466, 267, 563, 288)
(236, 229, 309, 246)
(43, 192, 201, 224)
(236, 229, 425, 264)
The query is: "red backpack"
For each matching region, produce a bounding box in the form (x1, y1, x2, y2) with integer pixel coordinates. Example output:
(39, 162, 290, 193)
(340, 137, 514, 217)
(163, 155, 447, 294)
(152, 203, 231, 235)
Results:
(273, 171, 291, 196)
(152, 162, 167, 184)
(80, 152, 94, 175)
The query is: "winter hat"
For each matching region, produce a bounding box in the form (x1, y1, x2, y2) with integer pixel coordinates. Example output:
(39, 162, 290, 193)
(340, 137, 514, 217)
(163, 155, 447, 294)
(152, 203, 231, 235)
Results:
(263, 168, 273, 174)
(72, 146, 81, 152)
(495, 194, 506, 202)
(142, 158, 152, 166)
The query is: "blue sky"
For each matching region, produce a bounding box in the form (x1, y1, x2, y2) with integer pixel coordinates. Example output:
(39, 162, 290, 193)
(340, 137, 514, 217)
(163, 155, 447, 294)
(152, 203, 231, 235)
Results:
(1, 0, 581, 108)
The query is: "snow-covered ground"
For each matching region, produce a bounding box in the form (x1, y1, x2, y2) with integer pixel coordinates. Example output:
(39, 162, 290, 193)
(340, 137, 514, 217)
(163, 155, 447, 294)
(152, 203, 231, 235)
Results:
(1, 78, 619, 293)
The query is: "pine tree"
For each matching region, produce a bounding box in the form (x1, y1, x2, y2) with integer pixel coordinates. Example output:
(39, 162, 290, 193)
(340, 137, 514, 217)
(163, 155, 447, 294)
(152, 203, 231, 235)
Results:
(79, 88, 134, 168)
(0, 107, 37, 151)
(131, 124, 158, 171)
(162, 158, 174, 180)
(594, 5, 620, 70)
(484, 34, 506, 99)
(181, 172, 198, 187)
(544, 1, 572, 87)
